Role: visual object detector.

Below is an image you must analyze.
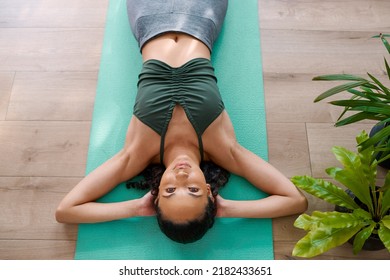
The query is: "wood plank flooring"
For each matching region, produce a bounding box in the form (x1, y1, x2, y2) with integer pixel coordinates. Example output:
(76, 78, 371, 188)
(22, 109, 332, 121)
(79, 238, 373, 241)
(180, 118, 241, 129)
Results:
(0, 0, 389, 260)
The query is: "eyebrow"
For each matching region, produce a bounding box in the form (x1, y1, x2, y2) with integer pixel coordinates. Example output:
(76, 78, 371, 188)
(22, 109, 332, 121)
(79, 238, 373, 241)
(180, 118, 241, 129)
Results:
(161, 193, 203, 198)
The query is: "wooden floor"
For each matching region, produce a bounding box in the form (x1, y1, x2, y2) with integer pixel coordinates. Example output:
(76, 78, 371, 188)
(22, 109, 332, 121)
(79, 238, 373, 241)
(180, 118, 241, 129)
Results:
(0, 0, 389, 260)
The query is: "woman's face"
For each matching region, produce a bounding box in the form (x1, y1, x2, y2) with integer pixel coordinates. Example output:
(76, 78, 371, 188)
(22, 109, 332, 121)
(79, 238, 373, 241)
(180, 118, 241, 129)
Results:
(157, 157, 212, 223)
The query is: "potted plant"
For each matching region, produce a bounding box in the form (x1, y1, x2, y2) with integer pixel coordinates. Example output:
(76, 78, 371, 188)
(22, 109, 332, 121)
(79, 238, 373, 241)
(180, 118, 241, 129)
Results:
(291, 131, 390, 258)
(312, 33, 390, 168)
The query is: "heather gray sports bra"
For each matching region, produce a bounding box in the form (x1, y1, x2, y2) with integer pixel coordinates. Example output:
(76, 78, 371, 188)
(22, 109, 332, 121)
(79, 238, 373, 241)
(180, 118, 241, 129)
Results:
(126, 0, 228, 51)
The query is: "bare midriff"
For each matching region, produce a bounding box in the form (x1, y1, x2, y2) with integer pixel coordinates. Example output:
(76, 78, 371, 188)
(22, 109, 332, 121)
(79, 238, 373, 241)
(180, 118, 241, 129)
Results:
(141, 32, 211, 68)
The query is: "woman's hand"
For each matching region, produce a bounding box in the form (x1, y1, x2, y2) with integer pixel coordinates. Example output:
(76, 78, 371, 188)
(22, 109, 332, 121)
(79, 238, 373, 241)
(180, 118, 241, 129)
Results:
(215, 194, 229, 217)
(136, 191, 156, 216)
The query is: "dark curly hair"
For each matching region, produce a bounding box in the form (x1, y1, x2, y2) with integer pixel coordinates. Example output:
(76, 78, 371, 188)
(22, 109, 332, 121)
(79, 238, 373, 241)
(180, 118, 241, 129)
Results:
(126, 161, 230, 243)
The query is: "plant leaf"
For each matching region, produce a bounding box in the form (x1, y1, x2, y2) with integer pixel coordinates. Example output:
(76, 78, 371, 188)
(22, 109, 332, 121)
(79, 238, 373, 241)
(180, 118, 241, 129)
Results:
(378, 221, 390, 252)
(361, 83, 381, 91)
(313, 210, 368, 228)
(379, 33, 390, 54)
(382, 215, 390, 229)
(291, 176, 360, 209)
(352, 223, 376, 254)
(381, 170, 390, 192)
(294, 210, 370, 230)
(385, 58, 390, 80)
(292, 224, 363, 258)
(314, 81, 369, 102)
(377, 117, 390, 126)
(347, 88, 381, 101)
(294, 214, 316, 230)
(381, 184, 390, 217)
(354, 85, 390, 101)
(331, 146, 359, 169)
(360, 125, 390, 150)
(372, 34, 390, 38)
(354, 208, 372, 220)
(335, 112, 384, 126)
(349, 106, 390, 116)
(367, 73, 390, 96)
(335, 95, 360, 123)
(355, 129, 370, 144)
(329, 100, 390, 111)
(313, 74, 368, 82)
(377, 151, 390, 165)
(326, 167, 374, 213)
(356, 132, 377, 188)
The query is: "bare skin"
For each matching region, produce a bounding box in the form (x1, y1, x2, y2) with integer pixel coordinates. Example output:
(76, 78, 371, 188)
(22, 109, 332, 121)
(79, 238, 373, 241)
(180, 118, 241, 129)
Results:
(56, 33, 307, 224)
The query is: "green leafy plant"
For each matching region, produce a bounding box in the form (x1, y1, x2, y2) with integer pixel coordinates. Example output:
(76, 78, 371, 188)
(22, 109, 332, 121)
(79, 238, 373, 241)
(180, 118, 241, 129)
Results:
(313, 34, 390, 166)
(291, 131, 390, 258)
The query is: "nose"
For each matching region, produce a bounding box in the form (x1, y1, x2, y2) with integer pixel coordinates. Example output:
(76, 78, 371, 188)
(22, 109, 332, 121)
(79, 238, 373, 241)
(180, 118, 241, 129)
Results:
(175, 170, 189, 179)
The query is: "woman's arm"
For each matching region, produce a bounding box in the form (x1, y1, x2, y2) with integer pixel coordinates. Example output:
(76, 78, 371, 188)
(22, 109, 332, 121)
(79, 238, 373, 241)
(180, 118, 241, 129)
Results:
(204, 112, 307, 218)
(55, 149, 155, 223)
(215, 142, 307, 218)
(55, 117, 160, 223)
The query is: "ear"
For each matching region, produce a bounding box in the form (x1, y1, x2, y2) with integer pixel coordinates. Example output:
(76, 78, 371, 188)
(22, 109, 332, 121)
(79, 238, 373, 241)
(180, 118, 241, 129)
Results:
(206, 184, 215, 201)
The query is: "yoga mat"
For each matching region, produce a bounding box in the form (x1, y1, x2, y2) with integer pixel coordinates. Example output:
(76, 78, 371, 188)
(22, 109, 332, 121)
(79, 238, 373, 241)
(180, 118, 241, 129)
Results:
(75, 0, 272, 260)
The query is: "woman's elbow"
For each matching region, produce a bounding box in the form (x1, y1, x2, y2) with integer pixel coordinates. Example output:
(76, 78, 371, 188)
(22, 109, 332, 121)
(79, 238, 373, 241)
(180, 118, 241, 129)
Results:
(294, 193, 308, 214)
(55, 204, 71, 223)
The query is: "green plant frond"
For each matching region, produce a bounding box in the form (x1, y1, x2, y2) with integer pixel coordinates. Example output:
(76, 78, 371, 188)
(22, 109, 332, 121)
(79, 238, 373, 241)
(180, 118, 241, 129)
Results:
(352, 223, 376, 255)
(379, 33, 390, 54)
(381, 190, 390, 216)
(367, 73, 390, 96)
(360, 85, 375, 94)
(378, 222, 390, 252)
(331, 146, 359, 169)
(312, 74, 368, 82)
(385, 58, 390, 80)
(360, 125, 390, 150)
(357, 135, 376, 162)
(378, 152, 390, 166)
(382, 171, 390, 192)
(330, 99, 390, 109)
(382, 216, 390, 229)
(372, 34, 390, 38)
(348, 106, 390, 117)
(375, 146, 390, 153)
(331, 140, 377, 191)
(361, 82, 381, 92)
(335, 112, 384, 127)
(291, 175, 360, 209)
(359, 157, 377, 189)
(335, 95, 361, 122)
(356, 130, 370, 144)
(292, 225, 363, 258)
(377, 117, 390, 126)
(353, 208, 373, 220)
(294, 214, 316, 230)
(314, 81, 369, 102)
(310, 211, 333, 219)
(312, 211, 369, 229)
(347, 89, 378, 100)
(356, 133, 377, 187)
(326, 167, 374, 213)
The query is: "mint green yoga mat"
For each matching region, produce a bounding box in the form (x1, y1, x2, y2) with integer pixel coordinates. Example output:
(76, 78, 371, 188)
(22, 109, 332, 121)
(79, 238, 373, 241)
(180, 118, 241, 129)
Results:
(75, 0, 272, 260)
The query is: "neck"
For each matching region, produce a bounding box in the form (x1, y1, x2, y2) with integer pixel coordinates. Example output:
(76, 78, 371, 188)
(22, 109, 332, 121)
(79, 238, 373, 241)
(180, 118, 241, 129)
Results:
(163, 145, 201, 167)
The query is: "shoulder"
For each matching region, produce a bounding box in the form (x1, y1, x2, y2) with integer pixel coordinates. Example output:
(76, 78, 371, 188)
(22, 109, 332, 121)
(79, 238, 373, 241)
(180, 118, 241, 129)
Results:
(123, 116, 161, 162)
(202, 111, 243, 174)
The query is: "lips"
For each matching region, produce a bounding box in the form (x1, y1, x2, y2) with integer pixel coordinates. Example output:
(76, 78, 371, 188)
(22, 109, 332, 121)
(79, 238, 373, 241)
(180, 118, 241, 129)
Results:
(174, 162, 191, 169)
